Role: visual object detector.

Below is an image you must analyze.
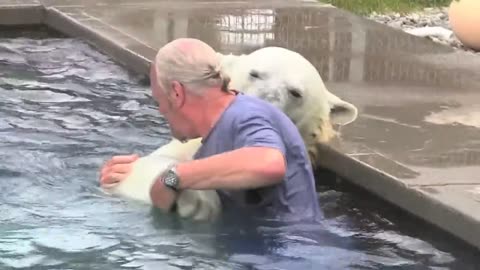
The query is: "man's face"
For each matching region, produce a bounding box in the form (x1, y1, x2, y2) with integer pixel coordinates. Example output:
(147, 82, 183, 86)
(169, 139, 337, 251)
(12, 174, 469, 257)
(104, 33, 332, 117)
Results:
(150, 65, 193, 141)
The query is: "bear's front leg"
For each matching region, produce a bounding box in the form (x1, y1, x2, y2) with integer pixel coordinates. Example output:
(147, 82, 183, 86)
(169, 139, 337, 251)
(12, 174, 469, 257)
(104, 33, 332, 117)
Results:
(176, 189, 222, 222)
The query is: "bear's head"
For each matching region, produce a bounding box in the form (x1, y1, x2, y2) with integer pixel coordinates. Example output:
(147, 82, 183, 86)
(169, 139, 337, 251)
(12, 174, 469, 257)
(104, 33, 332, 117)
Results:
(217, 46, 358, 166)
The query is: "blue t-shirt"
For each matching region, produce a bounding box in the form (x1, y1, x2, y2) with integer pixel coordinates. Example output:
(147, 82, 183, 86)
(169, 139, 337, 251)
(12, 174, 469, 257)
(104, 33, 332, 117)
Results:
(193, 94, 322, 222)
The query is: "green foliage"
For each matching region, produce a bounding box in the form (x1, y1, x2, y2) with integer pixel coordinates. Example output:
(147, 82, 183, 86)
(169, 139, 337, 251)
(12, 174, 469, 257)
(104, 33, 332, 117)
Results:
(320, 0, 453, 15)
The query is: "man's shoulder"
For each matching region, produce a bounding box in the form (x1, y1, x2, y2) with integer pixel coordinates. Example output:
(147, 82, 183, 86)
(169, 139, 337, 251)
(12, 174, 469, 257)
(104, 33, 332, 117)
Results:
(234, 94, 276, 109)
(221, 94, 303, 141)
(222, 95, 273, 130)
(229, 94, 285, 120)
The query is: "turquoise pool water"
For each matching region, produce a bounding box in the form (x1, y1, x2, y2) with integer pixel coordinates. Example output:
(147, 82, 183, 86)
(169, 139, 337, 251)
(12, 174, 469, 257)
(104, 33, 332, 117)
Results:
(0, 27, 479, 270)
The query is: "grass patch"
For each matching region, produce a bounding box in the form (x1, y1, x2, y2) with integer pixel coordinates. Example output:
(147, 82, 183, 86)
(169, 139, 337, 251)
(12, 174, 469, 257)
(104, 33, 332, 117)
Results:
(320, 0, 453, 15)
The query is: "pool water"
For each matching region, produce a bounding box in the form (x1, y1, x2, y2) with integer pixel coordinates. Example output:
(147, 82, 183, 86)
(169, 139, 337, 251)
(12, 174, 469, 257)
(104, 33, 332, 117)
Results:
(0, 28, 479, 270)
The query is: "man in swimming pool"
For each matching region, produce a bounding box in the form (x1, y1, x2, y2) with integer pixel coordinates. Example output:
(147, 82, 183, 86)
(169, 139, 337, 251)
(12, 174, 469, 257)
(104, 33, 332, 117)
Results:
(100, 38, 321, 222)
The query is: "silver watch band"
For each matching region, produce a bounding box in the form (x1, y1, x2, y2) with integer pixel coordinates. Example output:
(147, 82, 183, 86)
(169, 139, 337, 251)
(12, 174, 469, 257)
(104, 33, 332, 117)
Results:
(161, 164, 180, 191)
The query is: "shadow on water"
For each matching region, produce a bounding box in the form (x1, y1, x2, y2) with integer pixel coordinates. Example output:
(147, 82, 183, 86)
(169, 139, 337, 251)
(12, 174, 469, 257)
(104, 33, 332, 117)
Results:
(0, 26, 479, 270)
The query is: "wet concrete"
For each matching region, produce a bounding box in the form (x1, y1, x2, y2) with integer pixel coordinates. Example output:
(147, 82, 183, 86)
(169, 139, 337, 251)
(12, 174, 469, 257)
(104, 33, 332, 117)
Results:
(0, 0, 43, 25)
(1, 0, 480, 250)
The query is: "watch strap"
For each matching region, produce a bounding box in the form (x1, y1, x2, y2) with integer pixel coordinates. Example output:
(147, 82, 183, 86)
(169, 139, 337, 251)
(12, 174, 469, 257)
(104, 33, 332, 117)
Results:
(160, 163, 180, 191)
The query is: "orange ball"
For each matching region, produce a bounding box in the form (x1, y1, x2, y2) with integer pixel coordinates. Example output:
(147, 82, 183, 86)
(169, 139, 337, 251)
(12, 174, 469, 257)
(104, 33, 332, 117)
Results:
(448, 0, 480, 51)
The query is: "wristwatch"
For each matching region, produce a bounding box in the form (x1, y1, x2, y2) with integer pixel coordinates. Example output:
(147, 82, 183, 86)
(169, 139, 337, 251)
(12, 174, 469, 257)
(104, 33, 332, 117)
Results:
(160, 164, 180, 191)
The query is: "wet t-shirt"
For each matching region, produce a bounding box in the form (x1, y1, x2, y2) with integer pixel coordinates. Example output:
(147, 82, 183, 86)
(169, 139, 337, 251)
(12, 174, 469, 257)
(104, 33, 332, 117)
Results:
(193, 94, 322, 222)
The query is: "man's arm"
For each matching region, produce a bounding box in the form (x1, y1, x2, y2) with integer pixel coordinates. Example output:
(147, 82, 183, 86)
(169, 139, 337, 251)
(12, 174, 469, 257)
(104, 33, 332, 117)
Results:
(150, 112, 287, 210)
(176, 146, 285, 190)
(150, 179, 178, 211)
(149, 146, 285, 211)
(176, 112, 287, 190)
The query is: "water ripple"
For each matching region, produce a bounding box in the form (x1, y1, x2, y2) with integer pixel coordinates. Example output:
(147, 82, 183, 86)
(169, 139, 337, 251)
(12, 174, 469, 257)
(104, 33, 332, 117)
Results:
(0, 32, 478, 270)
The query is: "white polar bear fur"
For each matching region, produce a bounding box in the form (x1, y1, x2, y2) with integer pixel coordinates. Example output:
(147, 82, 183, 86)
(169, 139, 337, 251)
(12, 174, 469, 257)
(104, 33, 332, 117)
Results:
(102, 46, 358, 222)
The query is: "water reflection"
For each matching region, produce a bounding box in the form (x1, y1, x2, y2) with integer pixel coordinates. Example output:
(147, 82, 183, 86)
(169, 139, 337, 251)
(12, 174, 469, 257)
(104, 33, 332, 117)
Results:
(88, 4, 472, 85)
(79, 3, 480, 176)
(0, 28, 479, 269)
(217, 9, 275, 46)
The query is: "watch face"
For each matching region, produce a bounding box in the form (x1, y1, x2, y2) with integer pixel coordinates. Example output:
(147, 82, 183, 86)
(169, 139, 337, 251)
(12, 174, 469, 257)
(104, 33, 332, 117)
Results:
(163, 169, 179, 190)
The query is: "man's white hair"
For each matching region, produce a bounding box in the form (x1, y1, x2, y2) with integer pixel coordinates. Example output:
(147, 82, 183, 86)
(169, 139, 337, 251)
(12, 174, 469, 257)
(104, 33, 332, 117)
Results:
(153, 38, 229, 96)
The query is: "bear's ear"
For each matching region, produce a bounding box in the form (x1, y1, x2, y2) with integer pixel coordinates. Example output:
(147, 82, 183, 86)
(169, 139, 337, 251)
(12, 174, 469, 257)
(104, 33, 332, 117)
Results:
(326, 91, 358, 125)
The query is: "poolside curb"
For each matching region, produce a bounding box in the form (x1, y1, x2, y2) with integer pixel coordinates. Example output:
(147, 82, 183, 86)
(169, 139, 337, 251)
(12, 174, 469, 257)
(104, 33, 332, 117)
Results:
(314, 143, 480, 251)
(44, 7, 152, 77)
(0, 4, 44, 25)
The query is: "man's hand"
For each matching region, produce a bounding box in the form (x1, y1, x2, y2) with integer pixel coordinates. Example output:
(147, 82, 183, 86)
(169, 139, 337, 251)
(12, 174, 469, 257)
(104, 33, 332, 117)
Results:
(150, 177, 178, 212)
(99, 154, 139, 186)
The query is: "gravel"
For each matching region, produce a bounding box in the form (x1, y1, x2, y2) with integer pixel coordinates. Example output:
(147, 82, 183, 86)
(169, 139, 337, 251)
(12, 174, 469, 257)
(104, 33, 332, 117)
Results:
(368, 7, 479, 54)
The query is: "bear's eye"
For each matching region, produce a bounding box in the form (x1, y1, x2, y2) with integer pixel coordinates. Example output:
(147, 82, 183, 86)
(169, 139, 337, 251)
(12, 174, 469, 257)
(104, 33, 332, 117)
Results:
(249, 70, 261, 79)
(287, 87, 302, 99)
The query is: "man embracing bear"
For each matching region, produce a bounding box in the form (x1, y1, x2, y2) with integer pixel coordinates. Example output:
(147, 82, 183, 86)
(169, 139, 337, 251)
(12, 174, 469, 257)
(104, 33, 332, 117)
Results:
(100, 38, 322, 223)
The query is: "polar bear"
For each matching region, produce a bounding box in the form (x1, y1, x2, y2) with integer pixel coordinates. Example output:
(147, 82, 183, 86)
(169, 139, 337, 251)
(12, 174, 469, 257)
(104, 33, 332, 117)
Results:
(101, 46, 358, 222)
(218, 47, 358, 164)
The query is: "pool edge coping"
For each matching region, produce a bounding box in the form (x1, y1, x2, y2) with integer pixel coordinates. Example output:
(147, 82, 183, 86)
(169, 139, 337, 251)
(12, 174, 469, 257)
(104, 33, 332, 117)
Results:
(0, 4, 45, 25)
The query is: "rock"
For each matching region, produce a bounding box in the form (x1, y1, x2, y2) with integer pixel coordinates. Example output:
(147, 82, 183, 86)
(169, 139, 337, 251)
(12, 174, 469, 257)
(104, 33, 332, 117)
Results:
(410, 13, 420, 22)
(367, 6, 479, 54)
(388, 20, 404, 28)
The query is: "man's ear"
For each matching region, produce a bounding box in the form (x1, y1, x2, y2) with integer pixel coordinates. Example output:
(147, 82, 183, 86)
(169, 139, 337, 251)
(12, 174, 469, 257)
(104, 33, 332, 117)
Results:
(170, 80, 186, 108)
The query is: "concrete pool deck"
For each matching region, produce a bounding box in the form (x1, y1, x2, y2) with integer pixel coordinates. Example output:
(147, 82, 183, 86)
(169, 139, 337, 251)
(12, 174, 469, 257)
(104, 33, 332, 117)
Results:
(1, 0, 480, 251)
